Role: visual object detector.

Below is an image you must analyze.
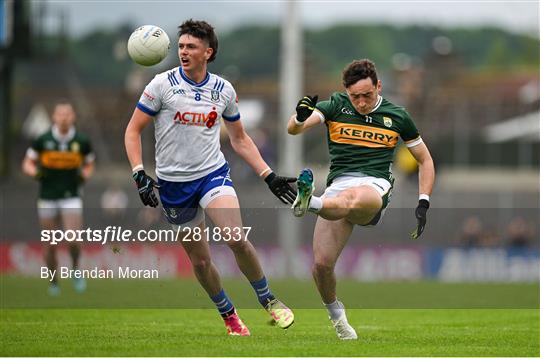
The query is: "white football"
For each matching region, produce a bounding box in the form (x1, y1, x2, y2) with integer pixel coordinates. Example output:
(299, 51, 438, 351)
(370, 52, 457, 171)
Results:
(127, 25, 170, 66)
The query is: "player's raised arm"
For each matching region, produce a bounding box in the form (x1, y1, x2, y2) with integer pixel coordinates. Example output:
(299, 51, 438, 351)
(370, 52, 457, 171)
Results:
(223, 119, 297, 204)
(287, 95, 323, 135)
(406, 140, 435, 239)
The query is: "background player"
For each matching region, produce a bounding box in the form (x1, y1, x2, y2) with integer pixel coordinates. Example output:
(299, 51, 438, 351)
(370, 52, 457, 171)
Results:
(287, 59, 435, 339)
(22, 99, 95, 295)
(125, 19, 296, 336)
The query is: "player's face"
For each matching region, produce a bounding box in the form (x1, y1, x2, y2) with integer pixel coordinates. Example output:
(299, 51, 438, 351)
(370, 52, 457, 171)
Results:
(52, 104, 76, 133)
(346, 78, 382, 115)
(178, 34, 213, 72)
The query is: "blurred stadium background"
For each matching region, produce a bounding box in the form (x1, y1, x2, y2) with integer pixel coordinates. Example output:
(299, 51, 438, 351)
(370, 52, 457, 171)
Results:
(0, 0, 539, 307)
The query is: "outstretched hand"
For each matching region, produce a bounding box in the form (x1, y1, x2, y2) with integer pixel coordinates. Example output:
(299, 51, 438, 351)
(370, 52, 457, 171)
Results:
(264, 172, 297, 204)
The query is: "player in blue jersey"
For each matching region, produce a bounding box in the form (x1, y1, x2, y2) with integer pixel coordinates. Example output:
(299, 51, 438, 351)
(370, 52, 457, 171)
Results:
(125, 19, 295, 336)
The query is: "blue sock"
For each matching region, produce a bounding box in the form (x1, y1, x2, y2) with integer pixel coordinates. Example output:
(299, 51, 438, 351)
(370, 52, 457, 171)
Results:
(250, 276, 275, 306)
(210, 289, 235, 317)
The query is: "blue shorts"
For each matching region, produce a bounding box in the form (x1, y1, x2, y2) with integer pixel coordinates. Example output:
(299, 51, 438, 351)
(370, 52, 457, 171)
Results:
(158, 163, 237, 225)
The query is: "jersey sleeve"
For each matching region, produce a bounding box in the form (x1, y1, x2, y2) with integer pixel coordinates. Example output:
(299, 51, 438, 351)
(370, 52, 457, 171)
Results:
(80, 135, 95, 164)
(314, 93, 340, 122)
(136, 75, 163, 116)
(26, 135, 43, 160)
(222, 84, 240, 122)
(399, 109, 420, 142)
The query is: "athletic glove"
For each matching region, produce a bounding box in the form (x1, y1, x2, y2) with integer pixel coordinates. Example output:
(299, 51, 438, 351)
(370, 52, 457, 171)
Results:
(132, 170, 160, 208)
(295, 95, 318, 123)
(264, 172, 297, 205)
(410, 199, 429, 239)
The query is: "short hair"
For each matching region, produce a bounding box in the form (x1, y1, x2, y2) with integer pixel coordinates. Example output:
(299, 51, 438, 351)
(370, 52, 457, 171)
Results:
(52, 98, 74, 111)
(342, 59, 378, 88)
(178, 19, 218, 63)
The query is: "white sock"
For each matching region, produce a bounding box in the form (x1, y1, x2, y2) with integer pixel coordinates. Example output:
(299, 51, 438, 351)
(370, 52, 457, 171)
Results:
(324, 299, 345, 321)
(308, 196, 323, 213)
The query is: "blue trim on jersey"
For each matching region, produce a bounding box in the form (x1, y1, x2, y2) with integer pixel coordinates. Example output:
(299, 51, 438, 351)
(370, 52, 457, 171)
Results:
(137, 102, 158, 116)
(158, 163, 234, 225)
(213, 79, 221, 90)
(179, 67, 210, 87)
(219, 81, 225, 92)
(222, 113, 240, 122)
(168, 71, 179, 87)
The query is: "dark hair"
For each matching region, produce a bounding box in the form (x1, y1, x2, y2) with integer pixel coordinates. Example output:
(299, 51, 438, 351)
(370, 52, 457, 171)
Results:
(52, 98, 74, 111)
(178, 19, 218, 63)
(342, 59, 378, 88)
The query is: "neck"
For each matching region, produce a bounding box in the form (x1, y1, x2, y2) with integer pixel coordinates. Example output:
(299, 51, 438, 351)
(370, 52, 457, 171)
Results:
(183, 66, 207, 84)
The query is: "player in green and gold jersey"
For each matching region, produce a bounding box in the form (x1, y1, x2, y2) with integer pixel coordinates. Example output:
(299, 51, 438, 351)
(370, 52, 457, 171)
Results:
(287, 59, 435, 340)
(22, 99, 95, 295)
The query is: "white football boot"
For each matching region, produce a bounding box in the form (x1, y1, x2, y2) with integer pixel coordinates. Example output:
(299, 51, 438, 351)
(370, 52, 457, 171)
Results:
(331, 314, 358, 340)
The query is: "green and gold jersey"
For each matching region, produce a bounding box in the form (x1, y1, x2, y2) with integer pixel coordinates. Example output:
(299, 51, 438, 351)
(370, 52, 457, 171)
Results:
(27, 126, 94, 200)
(315, 92, 419, 186)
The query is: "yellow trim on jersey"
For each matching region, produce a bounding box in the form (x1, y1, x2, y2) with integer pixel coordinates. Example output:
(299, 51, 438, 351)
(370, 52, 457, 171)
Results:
(328, 121, 399, 148)
(40, 151, 83, 170)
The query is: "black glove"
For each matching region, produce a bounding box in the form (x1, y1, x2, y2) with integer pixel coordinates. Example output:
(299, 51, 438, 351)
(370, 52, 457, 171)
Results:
(295, 95, 318, 123)
(410, 199, 429, 239)
(132, 170, 160, 207)
(264, 172, 297, 205)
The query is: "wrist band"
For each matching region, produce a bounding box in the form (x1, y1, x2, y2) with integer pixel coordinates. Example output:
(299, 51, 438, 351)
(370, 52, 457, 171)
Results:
(259, 168, 272, 177)
(132, 164, 144, 172)
(419, 194, 430, 202)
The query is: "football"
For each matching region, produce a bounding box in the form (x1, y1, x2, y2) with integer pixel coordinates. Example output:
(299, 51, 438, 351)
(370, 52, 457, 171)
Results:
(127, 25, 170, 66)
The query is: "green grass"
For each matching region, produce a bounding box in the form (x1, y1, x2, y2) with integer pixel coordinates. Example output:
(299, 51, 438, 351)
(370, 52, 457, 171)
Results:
(1, 276, 538, 309)
(1, 309, 539, 356)
(1, 277, 539, 356)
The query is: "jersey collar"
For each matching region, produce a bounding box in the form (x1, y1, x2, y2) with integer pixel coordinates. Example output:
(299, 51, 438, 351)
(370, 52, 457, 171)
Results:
(52, 125, 75, 143)
(369, 95, 383, 113)
(179, 67, 210, 87)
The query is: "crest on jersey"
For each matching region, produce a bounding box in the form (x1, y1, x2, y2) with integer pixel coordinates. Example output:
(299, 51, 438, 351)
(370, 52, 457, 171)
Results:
(383, 116, 393, 128)
(70, 142, 80, 152)
(211, 90, 220, 103)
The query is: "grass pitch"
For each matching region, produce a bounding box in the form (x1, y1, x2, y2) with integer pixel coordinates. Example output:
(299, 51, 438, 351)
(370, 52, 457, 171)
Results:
(1, 277, 539, 356)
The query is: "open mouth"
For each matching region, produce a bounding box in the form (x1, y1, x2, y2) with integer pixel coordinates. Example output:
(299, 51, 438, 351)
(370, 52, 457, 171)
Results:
(181, 58, 190, 66)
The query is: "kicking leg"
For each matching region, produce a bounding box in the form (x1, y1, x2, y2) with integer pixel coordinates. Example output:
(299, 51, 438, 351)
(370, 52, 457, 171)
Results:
(319, 186, 382, 224)
(293, 168, 382, 224)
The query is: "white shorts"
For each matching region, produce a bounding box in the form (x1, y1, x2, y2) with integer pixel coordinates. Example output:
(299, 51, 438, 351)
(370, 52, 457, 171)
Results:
(322, 174, 392, 226)
(37, 197, 83, 220)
